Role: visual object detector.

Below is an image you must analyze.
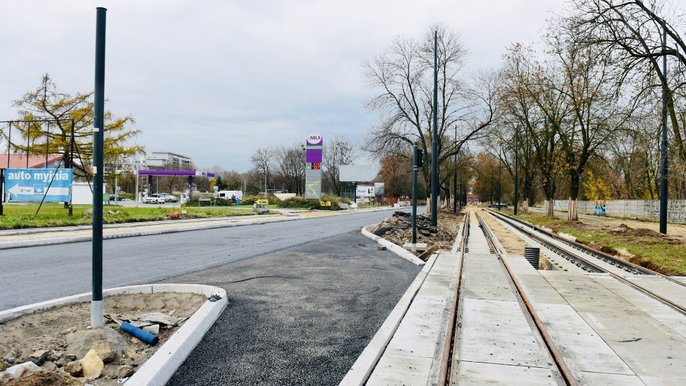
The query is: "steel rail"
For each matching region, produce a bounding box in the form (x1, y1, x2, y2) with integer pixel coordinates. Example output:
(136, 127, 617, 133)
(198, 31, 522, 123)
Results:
(437, 212, 468, 385)
(476, 212, 577, 386)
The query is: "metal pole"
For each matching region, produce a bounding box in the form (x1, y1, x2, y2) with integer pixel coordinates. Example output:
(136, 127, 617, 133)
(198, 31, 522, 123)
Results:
(498, 148, 502, 211)
(660, 26, 669, 235)
(0, 168, 4, 215)
(26, 124, 30, 168)
(431, 30, 439, 226)
(69, 119, 74, 216)
(412, 142, 418, 244)
(45, 122, 49, 167)
(514, 128, 519, 215)
(7, 121, 11, 168)
(453, 127, 457, 213)
(91, 6, 107, 329)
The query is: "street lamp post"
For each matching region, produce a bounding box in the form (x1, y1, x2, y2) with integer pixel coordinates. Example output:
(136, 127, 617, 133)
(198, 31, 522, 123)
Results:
(430, 30, 439, 227)
(514, 127, 519, 215)
(659, 26, 669, 235)
(498, 147, 502, 211)
(453, 127, 458, 213)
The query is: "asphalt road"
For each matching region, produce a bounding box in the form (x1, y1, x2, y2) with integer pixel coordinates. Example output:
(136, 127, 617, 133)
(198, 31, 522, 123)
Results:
(164, 229, 420, 386)
(0, 209, 408, 310)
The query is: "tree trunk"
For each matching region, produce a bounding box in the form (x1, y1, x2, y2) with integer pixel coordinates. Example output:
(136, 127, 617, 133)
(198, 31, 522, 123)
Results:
(568, 199, 578, 222)
(544, 199, 555, 217)
(567, 169, 581, 221)
(522, 200, 529, 214)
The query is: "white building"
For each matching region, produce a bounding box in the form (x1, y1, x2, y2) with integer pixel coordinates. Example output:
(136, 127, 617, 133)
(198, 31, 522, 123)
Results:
(145, 152, 193, 170)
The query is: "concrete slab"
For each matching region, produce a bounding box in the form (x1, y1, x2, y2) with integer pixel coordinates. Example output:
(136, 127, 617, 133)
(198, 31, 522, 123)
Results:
(456, 298, 551, 368)
(541, 273, 686, 382)
(461, 253, 516, 301)
(455, 361, 557, 386)
(451, 224, 562, 385)
(533, 303, 636, 376)
(591, 275, 686, 338)
(578, 371, 646, 386)
(622, 275, 686, 310)
(367, 251, 460, 384)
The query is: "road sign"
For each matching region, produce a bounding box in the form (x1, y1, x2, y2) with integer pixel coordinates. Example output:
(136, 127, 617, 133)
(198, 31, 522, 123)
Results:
(3, 168, 73, 202)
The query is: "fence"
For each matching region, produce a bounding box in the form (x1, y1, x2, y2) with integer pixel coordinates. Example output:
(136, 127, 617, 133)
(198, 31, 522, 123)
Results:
(552, 199, 686, 224)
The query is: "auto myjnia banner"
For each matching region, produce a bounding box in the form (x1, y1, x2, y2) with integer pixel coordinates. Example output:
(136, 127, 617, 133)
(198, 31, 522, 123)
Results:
(3, 168, 73, 202)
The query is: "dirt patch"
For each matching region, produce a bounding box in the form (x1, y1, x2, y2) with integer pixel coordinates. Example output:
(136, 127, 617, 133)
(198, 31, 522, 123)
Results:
(479, 210, 527, 255)
(0, 292, 206, 386)
(368, 210, 462, 255)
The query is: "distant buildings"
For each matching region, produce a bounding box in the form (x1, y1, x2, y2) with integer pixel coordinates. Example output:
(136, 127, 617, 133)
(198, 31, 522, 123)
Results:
(145, 152, 193, 170)
(118, 151, 194, 171)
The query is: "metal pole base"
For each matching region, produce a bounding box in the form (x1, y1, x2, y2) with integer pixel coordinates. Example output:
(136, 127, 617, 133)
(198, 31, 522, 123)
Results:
(91, 300, 104, 329)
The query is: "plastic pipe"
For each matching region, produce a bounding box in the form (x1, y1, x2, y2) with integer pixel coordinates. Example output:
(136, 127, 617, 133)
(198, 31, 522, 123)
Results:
(120, 322, 159, 345)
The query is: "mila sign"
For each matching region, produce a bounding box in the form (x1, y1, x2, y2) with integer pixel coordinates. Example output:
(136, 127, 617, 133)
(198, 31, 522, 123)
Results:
(3, 168, 73, 202)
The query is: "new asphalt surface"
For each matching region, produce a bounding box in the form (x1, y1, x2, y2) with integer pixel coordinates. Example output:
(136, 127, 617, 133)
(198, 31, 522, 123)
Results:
(163, 230, 421, 385)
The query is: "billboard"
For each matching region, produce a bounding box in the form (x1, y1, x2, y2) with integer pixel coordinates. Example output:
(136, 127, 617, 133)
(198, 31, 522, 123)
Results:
(3, 168, 73, 202)
(305, 132, 323, 199)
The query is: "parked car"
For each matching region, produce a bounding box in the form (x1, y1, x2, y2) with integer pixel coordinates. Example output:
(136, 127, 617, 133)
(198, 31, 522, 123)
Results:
(158, 193, 179, 203)
(143, 194, 163, 204)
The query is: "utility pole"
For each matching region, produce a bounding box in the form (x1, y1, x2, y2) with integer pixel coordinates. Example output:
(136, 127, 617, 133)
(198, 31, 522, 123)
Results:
(659, 26, 669, 235)
(431, 30, 439, 226)
(453, 127, 458, 213)
(498, 147, 502, 211)
(91, 6, 107, 329)
(514, 127, 519, 215)
(412, 142, 421, 244)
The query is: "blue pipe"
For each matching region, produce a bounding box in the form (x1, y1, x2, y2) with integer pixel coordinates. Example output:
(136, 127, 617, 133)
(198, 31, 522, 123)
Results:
(120, 322, 159, 345)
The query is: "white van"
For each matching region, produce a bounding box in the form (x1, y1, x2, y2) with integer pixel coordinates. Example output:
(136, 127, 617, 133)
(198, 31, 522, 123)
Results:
(215, 190, 243, 201)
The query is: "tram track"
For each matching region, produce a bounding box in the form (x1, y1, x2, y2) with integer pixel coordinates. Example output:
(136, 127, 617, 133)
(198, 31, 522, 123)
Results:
(488, 210, 686, 316)
(441, 210, 575, 385)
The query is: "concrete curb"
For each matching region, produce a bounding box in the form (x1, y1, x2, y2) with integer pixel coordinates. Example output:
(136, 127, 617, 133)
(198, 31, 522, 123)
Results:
(339, 254, 438, 386)
(0, 284, 228, 386)
(361, 225, 425, 266)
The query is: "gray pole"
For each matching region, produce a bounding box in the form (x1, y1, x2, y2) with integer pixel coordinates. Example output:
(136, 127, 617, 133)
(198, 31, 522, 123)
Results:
(69, 119, 74, 216)
(6, 121, 11, 167)
(431, 30, 439, 226)
(498, 147, 502, 211)
(412, 142, 418, 244)
(514, 128, 519, 215)
(453, 127, 457, 213)
(91, 6, 107, 329)
(660, 26, 669, 235)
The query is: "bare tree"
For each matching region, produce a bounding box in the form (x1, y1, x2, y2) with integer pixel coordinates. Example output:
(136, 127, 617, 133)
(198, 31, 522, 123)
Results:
(568, 0, 686, 194)
(364, 26, 494, 195)
(250, 148, 274, 195)
(322, 136, 355, 195)
(274, 144, 305, 195)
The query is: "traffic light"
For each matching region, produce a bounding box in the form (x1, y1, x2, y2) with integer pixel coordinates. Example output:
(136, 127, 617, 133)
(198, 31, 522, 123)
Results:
(415, 148, 423, 168)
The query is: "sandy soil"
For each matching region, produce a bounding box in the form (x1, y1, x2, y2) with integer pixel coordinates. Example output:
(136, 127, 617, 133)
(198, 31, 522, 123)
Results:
(0, 292, 206, 386)
(368, 210, 463, 254)
(478, 209, 528, 255)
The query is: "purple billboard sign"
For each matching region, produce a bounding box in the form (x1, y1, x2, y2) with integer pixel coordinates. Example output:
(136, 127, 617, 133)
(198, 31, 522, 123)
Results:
(305, 133, 323, 164)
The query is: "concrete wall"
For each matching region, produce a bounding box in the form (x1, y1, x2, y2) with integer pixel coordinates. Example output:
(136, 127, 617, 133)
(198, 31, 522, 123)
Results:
(552, 199, 686, 224)
(72, 182, 106, 205)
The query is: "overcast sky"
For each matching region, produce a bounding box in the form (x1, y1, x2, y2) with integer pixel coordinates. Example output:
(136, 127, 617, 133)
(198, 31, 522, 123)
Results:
(0, 0, 568, 171)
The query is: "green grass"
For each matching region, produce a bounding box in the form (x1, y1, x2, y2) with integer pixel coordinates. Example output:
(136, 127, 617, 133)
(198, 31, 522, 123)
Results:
(0, 203, 257, 230)
(516, 212, 686, 276)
